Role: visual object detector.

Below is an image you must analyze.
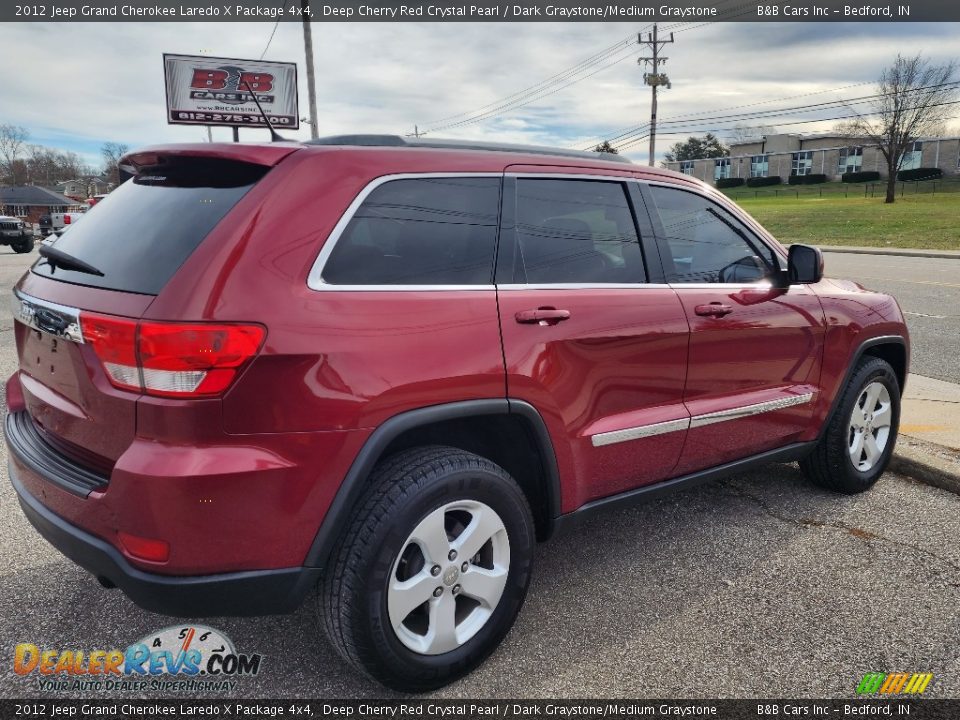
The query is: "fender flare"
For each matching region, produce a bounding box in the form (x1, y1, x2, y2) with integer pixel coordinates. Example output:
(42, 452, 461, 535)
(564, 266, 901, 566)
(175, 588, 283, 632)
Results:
(817, 334, 908, 441)
(303, 398, 562, 569)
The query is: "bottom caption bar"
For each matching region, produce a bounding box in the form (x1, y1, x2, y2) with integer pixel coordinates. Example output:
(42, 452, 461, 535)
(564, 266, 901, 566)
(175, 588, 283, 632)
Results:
(3, 700, 959, 720)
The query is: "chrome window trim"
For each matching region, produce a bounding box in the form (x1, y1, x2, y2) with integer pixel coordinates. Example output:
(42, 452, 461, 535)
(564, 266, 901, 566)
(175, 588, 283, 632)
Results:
(498, 283, 669, 291)
(306, 172, 502, 292)
(12, 289, 85, 344)
(507, 172, 639, 182)
(590, 392, 814, 447)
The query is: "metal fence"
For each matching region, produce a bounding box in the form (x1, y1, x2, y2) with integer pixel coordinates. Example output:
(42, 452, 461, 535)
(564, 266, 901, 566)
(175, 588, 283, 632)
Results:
(727, 177, 960, 201)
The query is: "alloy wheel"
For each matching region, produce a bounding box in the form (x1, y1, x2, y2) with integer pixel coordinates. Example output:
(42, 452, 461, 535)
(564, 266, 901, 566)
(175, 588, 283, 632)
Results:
(387, 500, 510, 655)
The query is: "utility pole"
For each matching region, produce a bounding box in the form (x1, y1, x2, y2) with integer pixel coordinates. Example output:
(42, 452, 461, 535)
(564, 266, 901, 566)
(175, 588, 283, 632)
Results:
(302, 0, 319, 139)
(638, 25, 673, 167)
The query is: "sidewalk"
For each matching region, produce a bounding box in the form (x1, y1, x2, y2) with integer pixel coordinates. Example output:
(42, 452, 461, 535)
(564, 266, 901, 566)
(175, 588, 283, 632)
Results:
(890, 373, 960, 494)
(818, 245, 960, 260)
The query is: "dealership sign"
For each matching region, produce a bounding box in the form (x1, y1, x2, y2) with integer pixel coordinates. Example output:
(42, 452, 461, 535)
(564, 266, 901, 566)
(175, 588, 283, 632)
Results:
(163, 53, 299, 129)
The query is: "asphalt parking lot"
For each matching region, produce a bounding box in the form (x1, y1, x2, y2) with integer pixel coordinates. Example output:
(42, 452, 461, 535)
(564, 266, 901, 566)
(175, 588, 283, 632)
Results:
(1, 248, 959, 699)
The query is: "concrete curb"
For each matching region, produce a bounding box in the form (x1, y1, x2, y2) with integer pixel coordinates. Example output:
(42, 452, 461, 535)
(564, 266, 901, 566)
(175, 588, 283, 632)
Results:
(890, 436, 960, 496)
(817, 246, 960, 260)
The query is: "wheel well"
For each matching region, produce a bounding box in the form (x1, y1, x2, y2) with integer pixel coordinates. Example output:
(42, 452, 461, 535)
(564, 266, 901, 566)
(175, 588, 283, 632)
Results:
(862, 342, 907, 393)
(381, 414, 554, 541)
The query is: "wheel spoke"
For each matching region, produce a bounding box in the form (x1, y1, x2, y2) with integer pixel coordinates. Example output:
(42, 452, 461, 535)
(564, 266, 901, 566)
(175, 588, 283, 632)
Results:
(850, 404, 867, 429)
(460, 566, 508, 609)
(872, 403, 892, 429)
(863, 432, 881, 466)
(409, 508, 451, 566)
(452, 505, 505, 561)
(387, 571, 438, 629)
(864, 383, 883, 413)
(849, 429, 866, 464)
(425, 595, 459, 654)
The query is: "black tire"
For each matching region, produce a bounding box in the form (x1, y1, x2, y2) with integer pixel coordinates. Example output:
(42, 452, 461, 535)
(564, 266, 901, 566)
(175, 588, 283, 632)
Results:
(12, 236, 34, 253)
(319, 445, 535, 691)
(800, 356, 900, 493)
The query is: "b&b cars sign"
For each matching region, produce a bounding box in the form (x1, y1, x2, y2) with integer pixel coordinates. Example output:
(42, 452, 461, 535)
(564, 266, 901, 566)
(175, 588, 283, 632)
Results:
(163, 53, 299, 129)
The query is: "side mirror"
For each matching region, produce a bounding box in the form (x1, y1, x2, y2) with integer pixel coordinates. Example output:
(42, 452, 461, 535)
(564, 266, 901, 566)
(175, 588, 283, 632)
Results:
(788, 244, 824, 284)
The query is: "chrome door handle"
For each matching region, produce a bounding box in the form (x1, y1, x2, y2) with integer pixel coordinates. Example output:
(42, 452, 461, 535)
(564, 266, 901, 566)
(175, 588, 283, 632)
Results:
(515, 308, 571, 326)
(694, 303, 733, 318)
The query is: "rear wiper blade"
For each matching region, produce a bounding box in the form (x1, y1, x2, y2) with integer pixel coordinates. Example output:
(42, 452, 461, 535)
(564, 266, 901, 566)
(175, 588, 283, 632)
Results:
(38, 245, 105, 277)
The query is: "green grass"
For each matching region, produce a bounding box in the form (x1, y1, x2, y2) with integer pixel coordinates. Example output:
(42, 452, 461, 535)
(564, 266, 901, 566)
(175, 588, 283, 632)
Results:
(731, 194, 960, 250)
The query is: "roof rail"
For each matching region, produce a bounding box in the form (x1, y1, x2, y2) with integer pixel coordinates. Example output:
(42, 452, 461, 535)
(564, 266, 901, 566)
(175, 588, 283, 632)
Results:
(305, 134, 633, 164)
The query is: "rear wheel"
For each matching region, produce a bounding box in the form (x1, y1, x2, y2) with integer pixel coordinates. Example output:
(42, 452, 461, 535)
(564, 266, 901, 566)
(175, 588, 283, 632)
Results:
(319, 446, 535, 691)
(12, 236, 34, 253)
(800, 357, 900, 493)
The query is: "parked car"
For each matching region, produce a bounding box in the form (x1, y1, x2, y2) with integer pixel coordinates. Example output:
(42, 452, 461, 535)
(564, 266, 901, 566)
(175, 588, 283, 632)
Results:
(0, 215, 34, 253)
(38, 210, 84, 237)
(4, 137, 909, 691)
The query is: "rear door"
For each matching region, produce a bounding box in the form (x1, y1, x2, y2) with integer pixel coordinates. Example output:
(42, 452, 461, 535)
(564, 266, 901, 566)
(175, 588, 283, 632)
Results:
(641, 182, 826, 475)
(12, 154, 274, 473)
(495, 170, 690, 511)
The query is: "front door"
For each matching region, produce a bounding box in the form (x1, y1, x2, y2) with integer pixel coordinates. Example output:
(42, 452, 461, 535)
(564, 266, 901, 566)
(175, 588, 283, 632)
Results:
(496, 172, 690, 511)
(643, 183, 826, 475)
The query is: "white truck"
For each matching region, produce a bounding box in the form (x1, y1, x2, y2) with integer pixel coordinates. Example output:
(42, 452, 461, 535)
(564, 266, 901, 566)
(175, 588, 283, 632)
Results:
(39, 210, 85, 238)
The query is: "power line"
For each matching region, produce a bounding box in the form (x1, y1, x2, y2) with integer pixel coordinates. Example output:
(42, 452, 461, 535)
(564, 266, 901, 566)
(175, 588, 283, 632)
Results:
(578, 81, 876, 150)
(419, 32, 641, 130)
(416, 0, 773, 137)
(417, 39, 642, 135)
(607, 80, 960, 151)
(613, 97, 960, 153)
(259, 0, 290, 60)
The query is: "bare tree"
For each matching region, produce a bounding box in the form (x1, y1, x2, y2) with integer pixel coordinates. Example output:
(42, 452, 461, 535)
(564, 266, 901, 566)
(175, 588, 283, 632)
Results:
(101, 142, 130, 185)
(0, 124, 30, 185)
(842, 54, 959, 204)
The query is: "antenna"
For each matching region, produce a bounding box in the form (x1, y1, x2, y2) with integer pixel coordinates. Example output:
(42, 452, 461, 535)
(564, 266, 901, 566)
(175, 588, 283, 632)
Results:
(241, 79, 286, 142)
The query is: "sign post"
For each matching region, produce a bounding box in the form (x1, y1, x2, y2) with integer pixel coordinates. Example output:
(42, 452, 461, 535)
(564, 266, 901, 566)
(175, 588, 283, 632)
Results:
(163, 53, 299, 141)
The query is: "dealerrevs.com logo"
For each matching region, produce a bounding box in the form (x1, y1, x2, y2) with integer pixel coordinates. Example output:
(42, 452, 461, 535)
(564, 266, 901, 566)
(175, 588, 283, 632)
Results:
(13, 625, 262, 693)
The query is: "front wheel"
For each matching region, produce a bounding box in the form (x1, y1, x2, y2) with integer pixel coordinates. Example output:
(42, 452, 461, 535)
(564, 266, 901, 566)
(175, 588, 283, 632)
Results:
(800, 356, 900, 493)
(319, 446, 535, 691)
(12, 236, 34, 253)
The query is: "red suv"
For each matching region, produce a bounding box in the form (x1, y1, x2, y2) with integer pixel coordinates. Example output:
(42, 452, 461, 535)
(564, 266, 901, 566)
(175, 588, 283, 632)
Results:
(5, 137, 909, 690)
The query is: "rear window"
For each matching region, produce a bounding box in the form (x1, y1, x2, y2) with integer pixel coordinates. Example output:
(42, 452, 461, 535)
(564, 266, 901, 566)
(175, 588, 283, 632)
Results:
(31, 158, 266, 295)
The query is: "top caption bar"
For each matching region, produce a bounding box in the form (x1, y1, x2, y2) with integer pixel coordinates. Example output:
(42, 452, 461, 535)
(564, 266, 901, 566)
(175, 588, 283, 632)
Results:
(3, 0, 956, 22)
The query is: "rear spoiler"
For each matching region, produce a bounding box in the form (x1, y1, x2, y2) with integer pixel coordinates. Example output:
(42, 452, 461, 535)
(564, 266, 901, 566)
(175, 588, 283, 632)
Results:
(119, 143, 301, 179)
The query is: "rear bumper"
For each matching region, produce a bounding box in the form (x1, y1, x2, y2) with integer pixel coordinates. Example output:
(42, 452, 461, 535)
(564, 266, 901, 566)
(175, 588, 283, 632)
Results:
(9, 461, 320, 616)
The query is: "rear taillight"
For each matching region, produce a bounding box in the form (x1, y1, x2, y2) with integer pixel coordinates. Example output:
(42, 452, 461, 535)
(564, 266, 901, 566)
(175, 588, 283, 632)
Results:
(64, 215, 72, 224)
(79, 313, 265, 398)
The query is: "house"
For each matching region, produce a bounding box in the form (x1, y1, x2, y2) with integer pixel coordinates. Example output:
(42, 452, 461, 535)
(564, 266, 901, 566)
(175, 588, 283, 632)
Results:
(51, 176, 113, 201)
(0, 186, 88, 224)
(663, 133, 960, 185)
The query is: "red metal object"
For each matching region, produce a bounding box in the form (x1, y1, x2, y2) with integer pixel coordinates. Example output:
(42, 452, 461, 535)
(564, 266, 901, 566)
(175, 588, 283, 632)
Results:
(5, 141, 909, 584)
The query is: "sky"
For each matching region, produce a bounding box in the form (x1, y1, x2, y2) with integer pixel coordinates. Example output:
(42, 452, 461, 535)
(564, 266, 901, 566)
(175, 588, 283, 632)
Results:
(1, 19, 959, 170)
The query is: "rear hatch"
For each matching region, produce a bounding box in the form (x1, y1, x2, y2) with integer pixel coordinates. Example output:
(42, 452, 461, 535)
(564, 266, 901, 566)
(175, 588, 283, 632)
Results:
(12, 146, 294, 481)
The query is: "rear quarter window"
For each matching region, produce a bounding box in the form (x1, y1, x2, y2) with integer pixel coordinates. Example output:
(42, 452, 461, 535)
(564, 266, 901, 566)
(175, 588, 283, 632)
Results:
(31, 158, 266, 295)
(320, 176, 501, 286)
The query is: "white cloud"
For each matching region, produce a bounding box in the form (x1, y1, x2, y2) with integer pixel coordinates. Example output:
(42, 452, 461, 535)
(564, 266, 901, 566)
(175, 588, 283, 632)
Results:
(0, 20, 957, 167)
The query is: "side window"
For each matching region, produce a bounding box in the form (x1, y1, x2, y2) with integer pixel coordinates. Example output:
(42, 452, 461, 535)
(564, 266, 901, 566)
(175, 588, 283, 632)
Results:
(322, 177, 500, 285)
(649, 186, 779, 284)
(514, 179, 645, 284)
